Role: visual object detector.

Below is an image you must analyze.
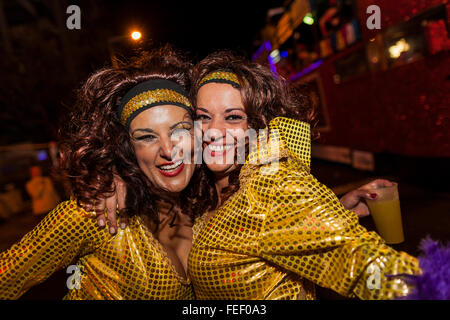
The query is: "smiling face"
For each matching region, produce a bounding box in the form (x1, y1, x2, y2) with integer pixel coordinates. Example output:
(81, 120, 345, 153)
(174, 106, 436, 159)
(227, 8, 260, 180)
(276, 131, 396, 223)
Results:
(196, 83, 249, 176)
(129, 105, 195, 194)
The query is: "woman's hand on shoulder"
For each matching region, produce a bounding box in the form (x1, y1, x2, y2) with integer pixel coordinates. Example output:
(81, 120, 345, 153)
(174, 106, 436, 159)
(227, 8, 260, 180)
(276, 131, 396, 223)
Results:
(81, 175, 128, 234)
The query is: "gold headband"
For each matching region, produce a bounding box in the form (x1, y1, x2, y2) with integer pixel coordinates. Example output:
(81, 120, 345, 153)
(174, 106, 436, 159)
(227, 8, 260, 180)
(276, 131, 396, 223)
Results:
(120, 88, 192, 126)
(198, 71, 241, 89)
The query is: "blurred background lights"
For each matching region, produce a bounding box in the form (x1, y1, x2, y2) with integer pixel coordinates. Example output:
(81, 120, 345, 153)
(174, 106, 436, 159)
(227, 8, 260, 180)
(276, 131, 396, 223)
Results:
(269, 49, 281, 63)
(36, 150, 48, 161)
(389, 38, 410, 58)
(303, 13, 314, 25)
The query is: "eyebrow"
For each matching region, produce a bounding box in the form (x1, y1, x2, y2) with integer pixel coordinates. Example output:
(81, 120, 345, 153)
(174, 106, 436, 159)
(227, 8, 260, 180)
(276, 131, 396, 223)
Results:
(170, 121, 192, 130)
(196, 107, 245, 113)
(132, 121, 192, 135)
(132, 128, 155, 135)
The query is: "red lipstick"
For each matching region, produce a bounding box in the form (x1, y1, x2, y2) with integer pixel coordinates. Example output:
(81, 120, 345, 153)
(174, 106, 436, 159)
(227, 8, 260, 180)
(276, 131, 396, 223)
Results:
(157, 162, 185, 177)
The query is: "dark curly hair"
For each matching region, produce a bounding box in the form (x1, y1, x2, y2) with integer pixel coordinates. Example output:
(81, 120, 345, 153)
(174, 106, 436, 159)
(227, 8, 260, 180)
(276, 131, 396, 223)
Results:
(190, 50, 317, 207)
(58, 46, 214, 228)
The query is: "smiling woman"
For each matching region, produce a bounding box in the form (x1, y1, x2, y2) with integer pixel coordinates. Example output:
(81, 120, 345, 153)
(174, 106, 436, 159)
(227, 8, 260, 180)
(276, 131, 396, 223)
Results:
(0, 47, 215, 299)
(196, 82, 249, 175)
(186, 50, 421, 300)
(129, 105, 195, 193)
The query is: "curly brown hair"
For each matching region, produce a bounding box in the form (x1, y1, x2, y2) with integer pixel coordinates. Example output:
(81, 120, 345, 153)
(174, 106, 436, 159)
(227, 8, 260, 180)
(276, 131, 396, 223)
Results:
(190, 50, 317, 206)
(58, 46, 214, 227)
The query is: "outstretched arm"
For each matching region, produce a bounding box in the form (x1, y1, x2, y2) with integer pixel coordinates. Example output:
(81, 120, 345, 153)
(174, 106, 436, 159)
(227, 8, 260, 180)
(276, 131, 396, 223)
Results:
(257, 172, 420, 300)
(0, 200, 105, 299)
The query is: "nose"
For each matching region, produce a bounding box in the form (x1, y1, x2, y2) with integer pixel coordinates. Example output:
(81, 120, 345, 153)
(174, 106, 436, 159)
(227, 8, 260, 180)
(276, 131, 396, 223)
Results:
(159, 136, 175, 161)
(205, 117, 226, 141)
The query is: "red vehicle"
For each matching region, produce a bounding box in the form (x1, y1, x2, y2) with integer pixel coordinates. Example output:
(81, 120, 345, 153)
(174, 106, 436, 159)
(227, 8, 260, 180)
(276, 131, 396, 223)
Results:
(254, 0, 449, 189)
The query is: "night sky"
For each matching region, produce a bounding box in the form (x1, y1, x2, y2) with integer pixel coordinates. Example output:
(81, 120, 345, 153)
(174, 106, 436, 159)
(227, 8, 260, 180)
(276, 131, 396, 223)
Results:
(0, 0, 285, 144)
(100, 0, 285, 60)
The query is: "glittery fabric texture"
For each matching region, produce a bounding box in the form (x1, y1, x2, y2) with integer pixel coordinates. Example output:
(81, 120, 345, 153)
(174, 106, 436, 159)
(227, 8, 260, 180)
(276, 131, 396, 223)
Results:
(120, 88, 192, 125)
(188, 117, 420, 300)
(0, 201, 194, 300)
(198, 71, 241, 88)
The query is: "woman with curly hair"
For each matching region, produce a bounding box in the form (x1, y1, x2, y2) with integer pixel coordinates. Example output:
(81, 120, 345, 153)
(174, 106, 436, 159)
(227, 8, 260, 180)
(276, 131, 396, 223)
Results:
(186, 51, 421, 300)
(0, 47, 215, 299)
(96, 51, 421, 300)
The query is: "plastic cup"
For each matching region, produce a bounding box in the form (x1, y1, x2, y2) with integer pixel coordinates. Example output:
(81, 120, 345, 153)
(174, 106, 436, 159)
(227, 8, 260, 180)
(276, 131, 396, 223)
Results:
(365, 182, 405, 244)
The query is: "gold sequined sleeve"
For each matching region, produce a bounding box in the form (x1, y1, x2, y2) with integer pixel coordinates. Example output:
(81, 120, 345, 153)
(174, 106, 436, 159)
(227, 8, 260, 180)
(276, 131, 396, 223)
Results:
(0, 200, 106, 299)
(257, 171, 420, 300)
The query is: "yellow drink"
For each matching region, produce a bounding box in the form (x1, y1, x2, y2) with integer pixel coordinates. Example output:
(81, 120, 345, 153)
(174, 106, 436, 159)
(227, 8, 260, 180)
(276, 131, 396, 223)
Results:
(365, 182, 405, 244)
(366, 199, 404, 244)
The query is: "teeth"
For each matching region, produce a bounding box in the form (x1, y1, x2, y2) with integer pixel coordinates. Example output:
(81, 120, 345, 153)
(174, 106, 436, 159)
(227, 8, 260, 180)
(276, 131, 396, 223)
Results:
(160, 160, 183, 171)
(208, 144, 233, 152)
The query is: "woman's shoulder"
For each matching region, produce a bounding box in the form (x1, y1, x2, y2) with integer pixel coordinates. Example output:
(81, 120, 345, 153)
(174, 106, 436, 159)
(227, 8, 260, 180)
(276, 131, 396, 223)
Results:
(41, 199, 102, 232)
(43, 199, 112, 252)
(52, 199, 96, 218)
(245, 160, 310, 189)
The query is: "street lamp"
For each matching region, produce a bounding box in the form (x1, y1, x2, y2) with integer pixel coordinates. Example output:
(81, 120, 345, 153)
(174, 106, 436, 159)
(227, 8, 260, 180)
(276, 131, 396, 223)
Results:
(108, 30, 143, 68)
(131, 31, 142, 41)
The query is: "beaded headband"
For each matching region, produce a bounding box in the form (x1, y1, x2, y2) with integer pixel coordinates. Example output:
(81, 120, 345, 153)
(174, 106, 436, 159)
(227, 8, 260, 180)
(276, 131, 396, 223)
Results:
(197, 70, 241, 90)
(118, 79, 192, 128)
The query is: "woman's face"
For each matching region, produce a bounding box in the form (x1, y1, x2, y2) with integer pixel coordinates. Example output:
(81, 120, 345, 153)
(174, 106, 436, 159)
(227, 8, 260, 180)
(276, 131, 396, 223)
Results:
(196, 83, 249, 175)
(129, 105, 195, 193)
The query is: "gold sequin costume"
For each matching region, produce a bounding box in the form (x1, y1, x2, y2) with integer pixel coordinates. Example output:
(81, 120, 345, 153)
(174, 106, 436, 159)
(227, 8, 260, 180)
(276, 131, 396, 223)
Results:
(188, 117, 420, 300)
(0, 200, 194, 299)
